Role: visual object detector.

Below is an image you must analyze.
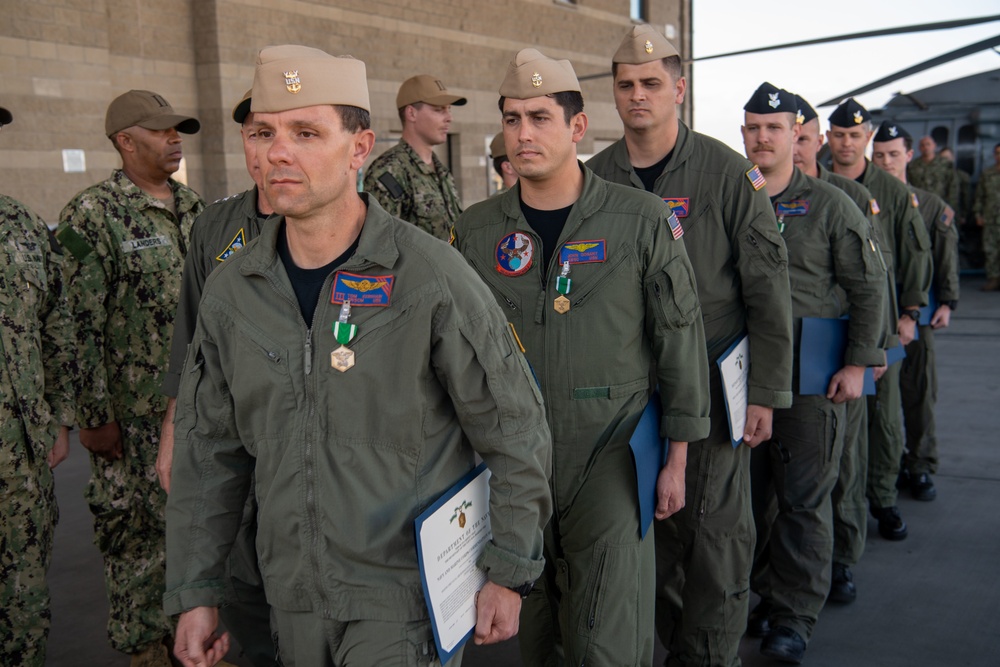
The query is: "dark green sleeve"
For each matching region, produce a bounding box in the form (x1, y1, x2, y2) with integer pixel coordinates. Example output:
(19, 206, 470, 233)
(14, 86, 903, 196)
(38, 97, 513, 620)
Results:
(895, 197, 933, 309)
(933, 204, 960, 303)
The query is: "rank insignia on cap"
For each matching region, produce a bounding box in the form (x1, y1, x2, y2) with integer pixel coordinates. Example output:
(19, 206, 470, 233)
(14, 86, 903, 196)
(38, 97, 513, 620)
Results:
(853, 110, 863, 124)
(216, 228, 247, 262)
(795, 109, 805, 125)
(496, 232, 535, 276)
(889, 126, 898, 137)
(746, 166, 766, 191)
(284, 70, 301, 94)
(560, 239, 606, 265)
(531, 72, 543, 88)
(911, 192, 919, 208)
(768, 92, 780, 109)
(644, 39, 654, 54)
(869, 199, 880, 215)
(663, 197, 690, 218)
(776, 200, 809, 216)
(667, 211, 684, 240)
(331, 272, 394, 306)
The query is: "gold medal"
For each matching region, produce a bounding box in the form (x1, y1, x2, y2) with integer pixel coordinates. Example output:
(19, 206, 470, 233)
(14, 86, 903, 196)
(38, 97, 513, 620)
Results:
(554, 295, 570, 314)
(330, 345, 355, 372)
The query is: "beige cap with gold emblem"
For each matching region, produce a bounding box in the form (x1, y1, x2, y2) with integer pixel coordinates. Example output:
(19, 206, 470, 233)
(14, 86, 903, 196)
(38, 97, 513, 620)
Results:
(396, 74, 467, 109)
(489, 132, 506, 160)
(105, 90, 200, 137)
(612, 24, 680, 64)
(251, 45, 370, 114)
(499, 48, 580, 99)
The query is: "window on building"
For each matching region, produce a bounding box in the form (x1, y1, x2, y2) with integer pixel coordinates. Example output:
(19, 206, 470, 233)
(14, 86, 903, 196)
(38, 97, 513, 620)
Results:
(630, 0, 647, 21)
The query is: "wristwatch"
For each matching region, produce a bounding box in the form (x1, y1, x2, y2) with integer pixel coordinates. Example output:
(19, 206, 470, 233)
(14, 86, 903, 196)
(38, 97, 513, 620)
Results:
(945, 300, 958, 311)
(506, 581, 534, 598)
(901, 309, 920, 322)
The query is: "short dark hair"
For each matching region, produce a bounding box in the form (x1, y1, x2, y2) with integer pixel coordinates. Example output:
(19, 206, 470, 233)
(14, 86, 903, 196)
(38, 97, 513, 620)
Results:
(397, 102, 423, 126)
(497, 91, 585, 125)
(492, 156, 508, 177)
(336, 105, 371, 133)
(903, 136, 913, 151)
(612, 55, 682, 82)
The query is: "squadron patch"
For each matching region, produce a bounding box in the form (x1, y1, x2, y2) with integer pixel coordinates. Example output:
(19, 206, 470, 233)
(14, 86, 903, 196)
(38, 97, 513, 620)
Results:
(746, 166, 766, 191)
(216, 228, 247, 262)
(775, 201, 809, 216)
(331, 271, 394, 306)
(560, 239, 606, 265)
(663, 197, 690, 218)
(496, 232, 534, 277)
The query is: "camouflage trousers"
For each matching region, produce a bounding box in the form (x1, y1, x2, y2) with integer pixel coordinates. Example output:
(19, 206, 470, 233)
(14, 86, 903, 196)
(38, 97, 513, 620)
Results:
(85, 413, 172, 654)
(1, 440, 57, 667)
(984, 223, 1000, 279)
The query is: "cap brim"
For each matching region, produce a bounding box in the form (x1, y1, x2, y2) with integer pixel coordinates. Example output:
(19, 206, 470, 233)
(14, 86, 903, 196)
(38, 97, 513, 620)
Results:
(232, 98, 252, 124)
(0, 107, 11, 125)
(422, 94, 467, 107)
(137, 114, 201, 134)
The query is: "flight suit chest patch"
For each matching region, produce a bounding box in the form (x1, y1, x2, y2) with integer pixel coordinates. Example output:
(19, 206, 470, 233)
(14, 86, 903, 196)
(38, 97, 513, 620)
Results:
(496, 232, 534, 277)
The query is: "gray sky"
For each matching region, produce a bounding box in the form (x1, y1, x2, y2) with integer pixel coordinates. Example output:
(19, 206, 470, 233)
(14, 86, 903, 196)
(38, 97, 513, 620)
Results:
(691, 1, 1000, 151)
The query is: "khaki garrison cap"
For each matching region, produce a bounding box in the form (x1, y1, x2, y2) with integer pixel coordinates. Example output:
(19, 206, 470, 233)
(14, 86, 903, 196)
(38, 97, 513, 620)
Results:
(613, 24, 680, 64)
(499, 48, 581, 99)
(232, 89, 252, 124)
(0, 105, 11, 125)
(489, 132, 506, 160)
(251, 45, 370, 114)
(105, 90, 200, 137)
(396, 74, 467, 108)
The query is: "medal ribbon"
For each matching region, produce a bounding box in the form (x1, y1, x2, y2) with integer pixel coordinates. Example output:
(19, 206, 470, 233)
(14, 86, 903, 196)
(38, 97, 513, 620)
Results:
(333, 301, 358, 344)
(555, 261, 572, 295)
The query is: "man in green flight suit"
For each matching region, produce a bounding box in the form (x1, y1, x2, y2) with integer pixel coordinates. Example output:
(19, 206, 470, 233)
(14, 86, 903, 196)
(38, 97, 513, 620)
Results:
(165, 45, 552, 667)
(872, 121, 960, 502)
(55, 89, 205, 666)
(1, 103, 76, 667)
(587, 25, 794, 667)
(789, 94, 891, 606)
(741, 82, 886, 665)
(827, 98, 932, 546)
(156, 88, 276, 666)
(363, 74, 465, 241)
(454, 46, 712, 667)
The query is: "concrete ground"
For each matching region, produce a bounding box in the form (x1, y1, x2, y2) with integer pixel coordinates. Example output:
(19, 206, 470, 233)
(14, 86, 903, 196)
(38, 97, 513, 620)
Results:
(44, 275, 1000, 666)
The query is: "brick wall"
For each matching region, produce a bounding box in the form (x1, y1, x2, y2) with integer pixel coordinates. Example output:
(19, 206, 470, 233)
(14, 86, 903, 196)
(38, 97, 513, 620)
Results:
(0, 0, 688, 221)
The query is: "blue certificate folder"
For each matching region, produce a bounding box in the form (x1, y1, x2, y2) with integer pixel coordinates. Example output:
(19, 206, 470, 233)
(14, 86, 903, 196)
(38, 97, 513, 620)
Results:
(629, 393, 669, 540)
(919, 289, 939, 326)
(414, 462, 490, 665)
(799, 318, 877, 396)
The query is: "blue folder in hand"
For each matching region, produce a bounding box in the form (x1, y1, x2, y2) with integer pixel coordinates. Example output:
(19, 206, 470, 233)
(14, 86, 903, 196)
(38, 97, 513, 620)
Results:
(799, 318, 877, 396)
(629, 393, 669, 540)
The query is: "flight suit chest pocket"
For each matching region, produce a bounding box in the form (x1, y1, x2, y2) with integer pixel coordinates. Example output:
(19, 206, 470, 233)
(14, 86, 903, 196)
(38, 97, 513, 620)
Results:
(740, 216, 787, 277)
(231, 324, 295, 430)
(647, 256, 699, 331)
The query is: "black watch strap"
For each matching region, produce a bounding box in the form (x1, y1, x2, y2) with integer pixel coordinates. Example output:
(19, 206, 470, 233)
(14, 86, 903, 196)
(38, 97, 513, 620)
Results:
(901, 308, 920, 322)
(506, 581, 534, 598)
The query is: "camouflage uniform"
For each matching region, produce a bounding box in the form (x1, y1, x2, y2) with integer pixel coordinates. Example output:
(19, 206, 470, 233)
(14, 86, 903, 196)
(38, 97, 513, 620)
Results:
(907, 156, 958, 210)
(363, 139, 461, 241)
(55, 170, 204, 654)
(973, 164, 1000, 280)
(1, 195, 75, 667)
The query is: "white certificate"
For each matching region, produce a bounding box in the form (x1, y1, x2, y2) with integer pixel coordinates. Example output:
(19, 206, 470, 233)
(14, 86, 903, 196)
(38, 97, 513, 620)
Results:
(415, 463, 493, 664)
(717, 334, 750, 447)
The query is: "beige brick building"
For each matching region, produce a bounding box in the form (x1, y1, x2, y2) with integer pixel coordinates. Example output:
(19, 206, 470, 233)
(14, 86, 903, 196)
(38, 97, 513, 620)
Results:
(0, 0, 691, 222)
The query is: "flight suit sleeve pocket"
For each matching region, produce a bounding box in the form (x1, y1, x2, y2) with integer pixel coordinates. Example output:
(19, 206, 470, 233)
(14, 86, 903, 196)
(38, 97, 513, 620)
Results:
(906, 214, 932, 252)
(848, 226, 884, 280)
(647, 257, 699, 331)
(740, 215, 787, 277)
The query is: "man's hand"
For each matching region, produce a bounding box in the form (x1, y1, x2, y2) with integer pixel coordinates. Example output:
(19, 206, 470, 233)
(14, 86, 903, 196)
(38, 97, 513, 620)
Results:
(174, 606, 229, 667)
(474, 581, 521, 645)
(827, 365, 866, 403)
(47, 425, 70, 469)
(897, 316, 917, 346)
(655, 441, 687, 520)
(930, 304, 952, 329)
(157, 398, 177, 493)
(79, 422, 123, 461)
(742, 404, 773, 448)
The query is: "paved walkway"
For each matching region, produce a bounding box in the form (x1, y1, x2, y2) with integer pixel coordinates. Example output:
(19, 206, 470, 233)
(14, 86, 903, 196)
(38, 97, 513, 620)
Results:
(45, 276, 1000, 666)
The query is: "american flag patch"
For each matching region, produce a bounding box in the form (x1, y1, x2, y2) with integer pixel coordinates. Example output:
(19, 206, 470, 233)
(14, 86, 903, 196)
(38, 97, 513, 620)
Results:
(746, 166, 766, 191)
(910, 193, 920, 208)
(870, 199, 880, 215)
(667, 211, 684, 240)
